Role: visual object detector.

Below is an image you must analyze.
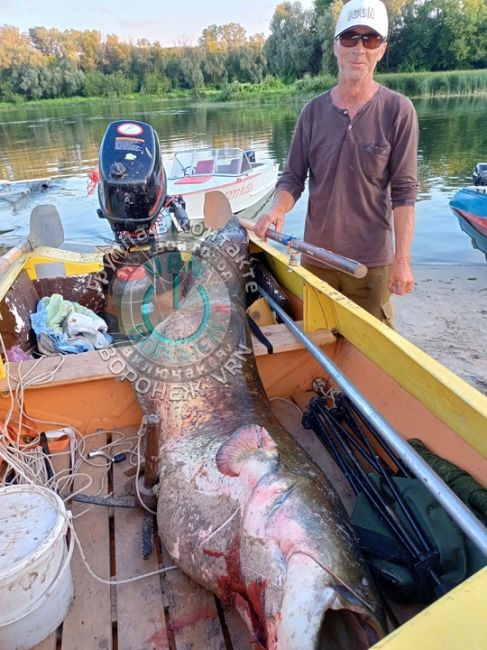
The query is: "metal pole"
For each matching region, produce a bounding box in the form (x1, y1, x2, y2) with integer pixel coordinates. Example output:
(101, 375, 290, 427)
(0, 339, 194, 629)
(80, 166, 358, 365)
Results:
(259, 288, 487, 556)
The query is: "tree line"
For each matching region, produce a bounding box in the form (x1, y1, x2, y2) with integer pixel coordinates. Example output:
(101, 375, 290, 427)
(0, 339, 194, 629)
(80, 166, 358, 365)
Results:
(1, 0, 486, 102)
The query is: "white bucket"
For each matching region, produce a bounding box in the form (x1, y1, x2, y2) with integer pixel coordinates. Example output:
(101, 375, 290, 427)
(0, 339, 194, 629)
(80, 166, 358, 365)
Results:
(0, 485, 74, 649)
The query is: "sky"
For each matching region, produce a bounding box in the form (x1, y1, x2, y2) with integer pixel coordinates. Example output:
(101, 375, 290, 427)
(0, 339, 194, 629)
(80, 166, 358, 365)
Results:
(1, 0, 315, 46)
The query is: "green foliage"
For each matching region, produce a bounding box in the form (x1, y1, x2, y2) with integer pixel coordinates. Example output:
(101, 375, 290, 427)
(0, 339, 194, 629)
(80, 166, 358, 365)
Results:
(141, 71, 171, 95)
(213, 69, 487, 102)
(293, 72, 336, 94)
(0, 81, 24, 104)
(1, 2, 487, 104)
(101, 72, 136, 96)
(80, 71, 106, 97)
(316, 0, 341, 75)
(4, 59, 84, 100)
(376, 69, 487, 97)
(387, 0, 487, 72)
(265, 2, 322, 79)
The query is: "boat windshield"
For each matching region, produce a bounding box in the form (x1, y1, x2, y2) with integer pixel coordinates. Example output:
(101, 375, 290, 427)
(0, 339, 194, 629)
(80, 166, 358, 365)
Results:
(169, 148, 251, 178)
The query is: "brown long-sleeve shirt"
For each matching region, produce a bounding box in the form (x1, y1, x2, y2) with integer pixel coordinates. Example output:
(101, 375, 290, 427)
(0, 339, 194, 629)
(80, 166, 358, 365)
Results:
(276, 86, 419, 266)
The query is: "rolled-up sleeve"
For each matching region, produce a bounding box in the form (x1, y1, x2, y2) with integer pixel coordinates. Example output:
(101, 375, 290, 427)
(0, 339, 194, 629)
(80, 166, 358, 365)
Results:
(389, 100, 419, 208)
(276, 107, 310, 203)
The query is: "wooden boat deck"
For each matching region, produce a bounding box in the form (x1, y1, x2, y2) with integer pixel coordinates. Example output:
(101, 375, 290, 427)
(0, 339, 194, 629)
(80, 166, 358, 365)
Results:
(33, 427, 250, 650)
(32, 392, 362, 650)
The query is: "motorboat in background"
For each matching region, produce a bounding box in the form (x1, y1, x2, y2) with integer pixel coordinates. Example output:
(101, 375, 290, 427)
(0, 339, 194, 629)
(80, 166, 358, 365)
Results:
(166, 147, 278, 222)
(450, 163, 487, 260)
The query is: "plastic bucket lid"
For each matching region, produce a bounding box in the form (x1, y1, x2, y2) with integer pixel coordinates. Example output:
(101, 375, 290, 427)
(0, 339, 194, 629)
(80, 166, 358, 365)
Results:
(0, 485, 68, 581)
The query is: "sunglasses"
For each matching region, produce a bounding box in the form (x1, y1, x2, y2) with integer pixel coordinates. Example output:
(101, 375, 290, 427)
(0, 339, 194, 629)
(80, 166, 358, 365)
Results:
(337, 31, 385, 50)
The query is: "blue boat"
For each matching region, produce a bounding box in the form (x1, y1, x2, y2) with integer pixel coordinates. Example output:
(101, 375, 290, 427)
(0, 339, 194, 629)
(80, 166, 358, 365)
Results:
(450, 164, 487, 259)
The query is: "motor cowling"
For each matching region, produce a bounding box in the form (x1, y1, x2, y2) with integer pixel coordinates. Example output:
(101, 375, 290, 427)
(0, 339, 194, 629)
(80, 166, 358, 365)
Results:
(473, 162, 487, 186)
(97, 120, 166, 238)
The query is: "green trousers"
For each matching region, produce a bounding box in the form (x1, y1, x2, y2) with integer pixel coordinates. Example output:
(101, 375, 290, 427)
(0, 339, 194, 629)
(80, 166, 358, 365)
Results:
(303, 262, 394, 328)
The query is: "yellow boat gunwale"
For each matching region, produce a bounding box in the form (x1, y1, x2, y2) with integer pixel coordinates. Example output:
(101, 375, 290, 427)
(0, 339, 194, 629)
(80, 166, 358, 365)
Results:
(253, 236, 487, 455)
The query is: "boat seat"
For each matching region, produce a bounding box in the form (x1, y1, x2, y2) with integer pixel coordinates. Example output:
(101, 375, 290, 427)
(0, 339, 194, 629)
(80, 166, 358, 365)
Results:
(195, 160, 215, 174)
(0, 322, 336, 391)
(216, 160, 241, 174)
(229, 158, 242, 174)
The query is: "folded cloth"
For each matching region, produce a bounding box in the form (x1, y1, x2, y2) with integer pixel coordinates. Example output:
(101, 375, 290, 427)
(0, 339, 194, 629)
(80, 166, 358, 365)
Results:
(31, 293, 112, 355)
(64, 312, 111, 349)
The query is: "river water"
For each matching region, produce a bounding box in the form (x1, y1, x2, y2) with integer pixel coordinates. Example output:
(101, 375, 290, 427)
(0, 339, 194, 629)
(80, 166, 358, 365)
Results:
(1, 94, 486, 264)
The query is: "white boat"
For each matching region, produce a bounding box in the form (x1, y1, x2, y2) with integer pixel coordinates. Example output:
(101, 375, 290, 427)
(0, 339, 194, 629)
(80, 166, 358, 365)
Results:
(166, 147, 278, 221)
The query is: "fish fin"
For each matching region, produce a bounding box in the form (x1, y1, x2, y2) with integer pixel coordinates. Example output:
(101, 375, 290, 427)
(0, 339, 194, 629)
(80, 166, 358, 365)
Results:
(216, 424, 278, 477)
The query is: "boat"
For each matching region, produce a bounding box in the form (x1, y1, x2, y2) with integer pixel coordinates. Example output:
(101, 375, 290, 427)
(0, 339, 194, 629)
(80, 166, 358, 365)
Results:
(1, 120, 486, 648)
(450, 163, 487, 259)
(165, 147, 278, 222)
(0, 209, 486, 649)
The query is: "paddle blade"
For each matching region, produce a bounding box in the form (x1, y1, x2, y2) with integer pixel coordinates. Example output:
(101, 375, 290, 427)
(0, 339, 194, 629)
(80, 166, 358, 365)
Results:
(29, 204, 64, 248)
(203, 191, 234, 229)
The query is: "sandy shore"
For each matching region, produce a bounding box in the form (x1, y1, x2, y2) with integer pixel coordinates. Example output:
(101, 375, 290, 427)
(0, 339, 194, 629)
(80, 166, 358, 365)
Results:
(393, 265, 486, 395)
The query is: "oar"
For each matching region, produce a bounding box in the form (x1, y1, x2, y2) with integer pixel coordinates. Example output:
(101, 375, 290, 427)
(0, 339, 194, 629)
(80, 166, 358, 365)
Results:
(0, 204, 64, 276)
(202, 191, 367, 278)
(238, 217, 367, 278)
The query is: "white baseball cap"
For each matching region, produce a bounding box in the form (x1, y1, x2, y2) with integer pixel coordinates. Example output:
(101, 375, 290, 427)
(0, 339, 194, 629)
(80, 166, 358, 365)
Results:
(334, 0, 389, 39)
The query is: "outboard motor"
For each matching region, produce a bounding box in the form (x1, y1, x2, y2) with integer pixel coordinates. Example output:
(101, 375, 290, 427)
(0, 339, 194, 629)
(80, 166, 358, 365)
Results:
(96, 120, 188, 337)
(245, 149, 256, 163)
(473, 162, 487, 186)
(97, 120, 166, 241)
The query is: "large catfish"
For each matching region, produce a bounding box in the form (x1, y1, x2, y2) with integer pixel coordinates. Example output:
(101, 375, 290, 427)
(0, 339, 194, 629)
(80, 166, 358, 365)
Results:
(135, 217, 385, 649)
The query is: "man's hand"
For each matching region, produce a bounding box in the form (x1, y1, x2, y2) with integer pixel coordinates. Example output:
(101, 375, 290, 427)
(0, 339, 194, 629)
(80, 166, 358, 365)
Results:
(254, 209, 286, 240)
(388, 257, 414, 295)
(391, 206, 415, 295)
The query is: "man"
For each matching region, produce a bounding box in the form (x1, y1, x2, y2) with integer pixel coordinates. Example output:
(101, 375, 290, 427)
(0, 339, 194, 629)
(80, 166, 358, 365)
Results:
(254, 0, 418, 326)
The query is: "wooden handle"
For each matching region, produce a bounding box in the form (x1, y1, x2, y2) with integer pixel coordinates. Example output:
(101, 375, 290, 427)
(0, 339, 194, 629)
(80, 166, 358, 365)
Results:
(238, 218, 367, 278)
(143, 414, 161, 490)
(0, 239, 30, 276)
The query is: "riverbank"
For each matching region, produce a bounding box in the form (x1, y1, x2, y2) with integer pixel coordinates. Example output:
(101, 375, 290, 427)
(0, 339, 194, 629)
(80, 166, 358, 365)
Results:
(1, 69, 487, 109)
(393, 265, 487, 394)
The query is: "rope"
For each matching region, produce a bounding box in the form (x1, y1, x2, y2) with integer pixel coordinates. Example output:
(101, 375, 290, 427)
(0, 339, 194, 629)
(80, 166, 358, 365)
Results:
(0, 331, 171, 586)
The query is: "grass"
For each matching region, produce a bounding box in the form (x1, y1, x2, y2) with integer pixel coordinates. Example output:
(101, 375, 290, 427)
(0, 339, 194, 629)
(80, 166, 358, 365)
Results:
(213, 69, 487, 102)
(376, 69, 487, 98)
